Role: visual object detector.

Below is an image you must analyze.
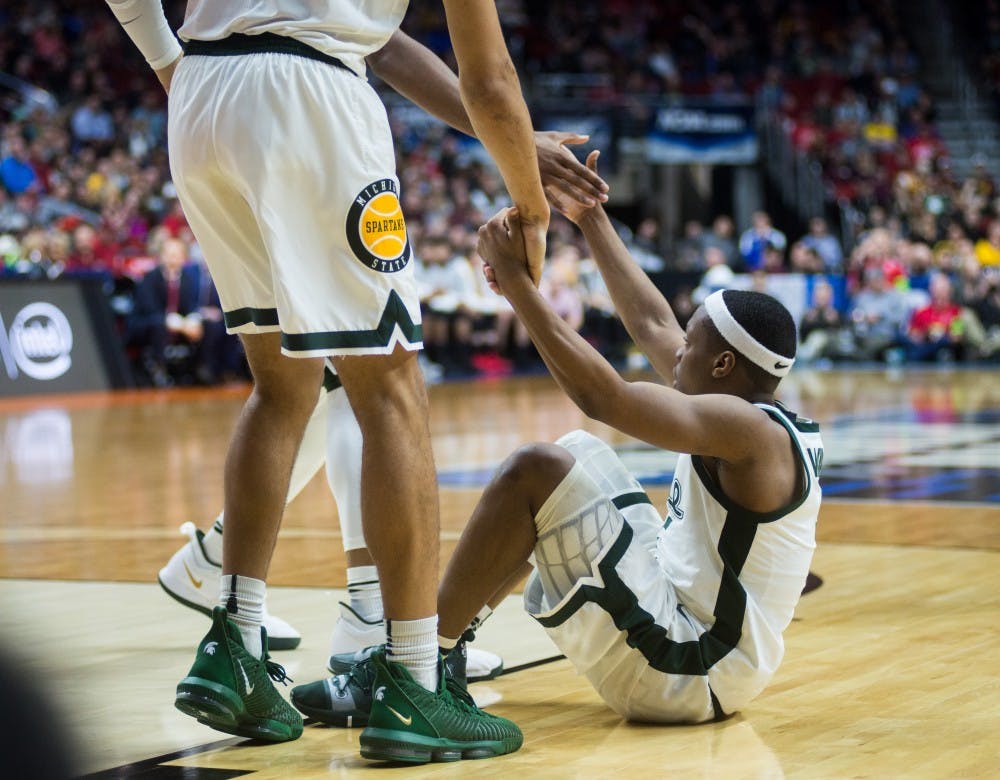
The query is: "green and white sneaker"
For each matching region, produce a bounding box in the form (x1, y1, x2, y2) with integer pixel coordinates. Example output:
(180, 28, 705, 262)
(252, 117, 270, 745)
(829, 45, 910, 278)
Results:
(327, 616, 503, 683)
(291, 657, 376, 728)
(292, 638, 475, 728)
(360, 648, 522, 763)
(175, 606, 303, 742)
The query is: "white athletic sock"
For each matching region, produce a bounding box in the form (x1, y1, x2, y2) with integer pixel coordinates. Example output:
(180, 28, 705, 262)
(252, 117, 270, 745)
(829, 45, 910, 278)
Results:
(220, 574, 265, 659)
(387, 616, 439, 692)
(201, 515, 224, 566)
(347, 565, 383, 623)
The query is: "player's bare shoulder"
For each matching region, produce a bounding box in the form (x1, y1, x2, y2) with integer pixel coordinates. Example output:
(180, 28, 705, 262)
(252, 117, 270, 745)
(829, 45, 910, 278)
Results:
(728, 400, 812, 514)
(684, 392, 781, 464)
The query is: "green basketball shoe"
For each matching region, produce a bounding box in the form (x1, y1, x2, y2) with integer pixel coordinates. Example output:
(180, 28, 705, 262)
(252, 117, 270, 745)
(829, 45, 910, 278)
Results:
(291, 638, 476, 728)
(360, 648, 522, 763)
(175, 606, 303, 742)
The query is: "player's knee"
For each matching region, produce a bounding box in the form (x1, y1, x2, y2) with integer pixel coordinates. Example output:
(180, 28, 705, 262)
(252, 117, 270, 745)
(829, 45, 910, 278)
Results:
(496, 443, 575, 513)
(252, 362, 324, 415)
(338, 349, 426, 423)
(352, 377, 426, 433)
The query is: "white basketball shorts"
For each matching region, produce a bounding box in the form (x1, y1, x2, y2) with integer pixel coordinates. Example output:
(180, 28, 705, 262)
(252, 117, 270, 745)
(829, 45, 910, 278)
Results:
(523, 430, 719, 724)
(168, 52, 421, 357)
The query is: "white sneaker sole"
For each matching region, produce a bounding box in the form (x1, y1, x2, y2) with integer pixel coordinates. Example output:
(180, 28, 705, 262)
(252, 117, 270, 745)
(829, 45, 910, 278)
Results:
(465, 648, 504, 682)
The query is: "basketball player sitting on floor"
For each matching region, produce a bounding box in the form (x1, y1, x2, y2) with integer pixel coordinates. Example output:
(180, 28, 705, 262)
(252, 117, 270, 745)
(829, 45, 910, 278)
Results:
(292, 151, 824, 726)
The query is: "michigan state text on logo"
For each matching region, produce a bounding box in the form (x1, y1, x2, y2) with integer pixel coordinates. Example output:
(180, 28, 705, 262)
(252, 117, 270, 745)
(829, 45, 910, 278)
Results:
(0, 302, 73, 381)
(347, 179, 411, 273)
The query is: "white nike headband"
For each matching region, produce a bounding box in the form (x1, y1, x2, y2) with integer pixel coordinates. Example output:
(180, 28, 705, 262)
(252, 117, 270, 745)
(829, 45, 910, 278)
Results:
(703, 290, 794, 377)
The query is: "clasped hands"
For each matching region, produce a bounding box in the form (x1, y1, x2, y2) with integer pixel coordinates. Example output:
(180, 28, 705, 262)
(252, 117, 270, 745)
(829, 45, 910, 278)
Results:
(478, 149, 602, 296)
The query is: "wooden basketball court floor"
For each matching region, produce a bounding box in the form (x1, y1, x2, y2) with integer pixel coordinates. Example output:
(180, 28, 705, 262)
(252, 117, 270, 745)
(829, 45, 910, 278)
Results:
(1, 367, 999, 778)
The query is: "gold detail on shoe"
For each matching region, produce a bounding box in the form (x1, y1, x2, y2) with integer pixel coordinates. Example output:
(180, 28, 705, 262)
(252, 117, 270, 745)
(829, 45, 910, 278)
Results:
(386, 705, 412, 726)
(183, 562, 203, 589)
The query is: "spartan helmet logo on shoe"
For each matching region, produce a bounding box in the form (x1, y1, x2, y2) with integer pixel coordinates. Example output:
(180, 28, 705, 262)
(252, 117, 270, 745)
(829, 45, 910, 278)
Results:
(203, 641, 219, 655)
(346, 179, 411, 273)
(374, 686, 387, 702)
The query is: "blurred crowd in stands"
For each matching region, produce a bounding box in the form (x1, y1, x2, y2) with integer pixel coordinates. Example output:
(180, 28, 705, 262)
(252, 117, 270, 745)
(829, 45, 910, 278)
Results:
(1, 1, 999, 389)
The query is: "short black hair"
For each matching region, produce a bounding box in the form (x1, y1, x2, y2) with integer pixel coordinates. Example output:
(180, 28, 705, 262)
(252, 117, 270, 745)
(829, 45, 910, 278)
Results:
(721, 290, 797, 360)
(705, 290, 797, 389)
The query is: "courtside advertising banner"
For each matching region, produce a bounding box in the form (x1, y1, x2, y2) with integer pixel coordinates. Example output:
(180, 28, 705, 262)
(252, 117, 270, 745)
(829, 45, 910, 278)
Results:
(0, 280, 120, 396)
(647, 102, 757, 164)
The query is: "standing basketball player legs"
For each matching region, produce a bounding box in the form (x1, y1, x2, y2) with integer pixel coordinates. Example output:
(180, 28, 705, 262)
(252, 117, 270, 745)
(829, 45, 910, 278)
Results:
(223, 334, 324, 583)
(334, 346, 523, 761)
(175, 332, 320, 741)
(335, 346, 439, 625)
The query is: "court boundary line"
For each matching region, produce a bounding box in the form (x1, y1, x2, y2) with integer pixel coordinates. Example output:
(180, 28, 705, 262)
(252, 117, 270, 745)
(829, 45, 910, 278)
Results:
(75, 735, 246, 779)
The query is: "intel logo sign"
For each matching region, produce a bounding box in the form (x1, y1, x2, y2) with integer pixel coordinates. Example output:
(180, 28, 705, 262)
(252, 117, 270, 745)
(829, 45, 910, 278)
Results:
(7, 302, 73, 380)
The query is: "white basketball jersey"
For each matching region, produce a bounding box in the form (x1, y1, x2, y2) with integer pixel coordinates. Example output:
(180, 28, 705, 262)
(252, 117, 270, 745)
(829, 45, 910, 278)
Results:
(655, 401, 823, 712)
(178, 0, 410, 75)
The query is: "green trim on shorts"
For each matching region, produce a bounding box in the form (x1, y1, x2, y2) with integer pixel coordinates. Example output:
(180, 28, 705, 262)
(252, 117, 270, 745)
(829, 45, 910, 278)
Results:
(224, 306, 280, 329)
(612, 491, 653, 510)
(534, 510, 757, 677)
(281, 290, 422, 353)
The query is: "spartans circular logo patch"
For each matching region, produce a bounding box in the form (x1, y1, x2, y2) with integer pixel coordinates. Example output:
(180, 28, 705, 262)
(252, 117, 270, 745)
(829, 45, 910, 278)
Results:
(347, 179, 410, 273)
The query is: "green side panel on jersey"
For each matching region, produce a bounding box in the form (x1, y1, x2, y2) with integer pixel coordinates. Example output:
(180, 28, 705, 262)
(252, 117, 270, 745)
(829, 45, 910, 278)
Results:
(612, 491, 654, 511)
(534, 515, 757, 677)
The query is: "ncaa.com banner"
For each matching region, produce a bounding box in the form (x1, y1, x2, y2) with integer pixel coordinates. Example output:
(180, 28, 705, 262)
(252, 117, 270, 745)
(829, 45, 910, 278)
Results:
(647, 101, 758, 164)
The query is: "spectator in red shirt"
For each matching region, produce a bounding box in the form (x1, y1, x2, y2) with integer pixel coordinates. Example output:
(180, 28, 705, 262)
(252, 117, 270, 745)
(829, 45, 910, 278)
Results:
(63, 223, 117, 276)
(790, 110, 825, 152)
(905, 118, 942, 153)
(906, 273, 968, 361)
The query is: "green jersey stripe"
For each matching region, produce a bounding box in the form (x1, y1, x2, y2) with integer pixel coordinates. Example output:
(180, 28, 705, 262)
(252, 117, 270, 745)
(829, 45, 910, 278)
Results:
(612, 491, 654, 510)
(535, 514, 756, 677)
(281, 290, 421, 352)
(224, 306, 280, 329)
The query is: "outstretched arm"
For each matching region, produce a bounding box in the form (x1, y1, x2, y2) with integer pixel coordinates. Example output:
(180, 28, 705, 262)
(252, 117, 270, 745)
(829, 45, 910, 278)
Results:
(368, 31, 609, 208)
(367, 30, 475, 136)
(575, 208, 684, 380)
(546, 152, 685, 380)
(477, 210, 767, 462)
(441, 1, 549, 283)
